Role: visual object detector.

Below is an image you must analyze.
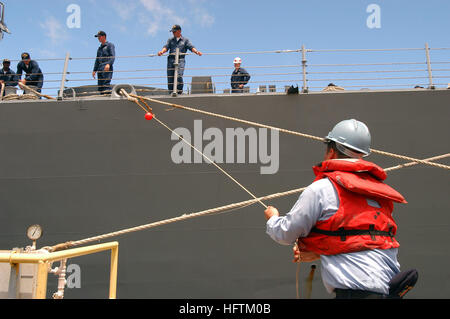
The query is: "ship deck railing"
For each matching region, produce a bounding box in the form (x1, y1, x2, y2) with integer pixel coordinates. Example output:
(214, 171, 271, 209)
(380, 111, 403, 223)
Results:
(0, 43, 449, 100)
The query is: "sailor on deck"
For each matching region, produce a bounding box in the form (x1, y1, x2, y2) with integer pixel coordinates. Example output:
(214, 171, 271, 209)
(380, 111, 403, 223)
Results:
(0, 58, 17, 95)
(158, 25, 202, 95)
(264, 119, 417, 299)
(92, 30, 115, 94)
(16, 53, 44, 93)
(231, 57, 250, 93)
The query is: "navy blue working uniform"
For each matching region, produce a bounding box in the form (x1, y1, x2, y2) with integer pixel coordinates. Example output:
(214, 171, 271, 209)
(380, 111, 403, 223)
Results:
(163, 36, 195, 94)
(16, 60, 44, 92)
(0, 68, 18, 89)
(231, 68, 251, 93)
(93, 41, 115, 93)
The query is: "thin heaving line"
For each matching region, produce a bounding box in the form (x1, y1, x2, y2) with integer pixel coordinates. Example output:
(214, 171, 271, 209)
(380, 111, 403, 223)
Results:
(119, 89, 267, 210)
(130, 94, 450, 171)
(153, 115, 267, 209)
(47, 152, 450, 252)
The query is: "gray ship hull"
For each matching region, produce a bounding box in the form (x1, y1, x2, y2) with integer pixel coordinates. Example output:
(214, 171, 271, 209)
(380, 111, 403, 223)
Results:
(0, 89, 449, 298)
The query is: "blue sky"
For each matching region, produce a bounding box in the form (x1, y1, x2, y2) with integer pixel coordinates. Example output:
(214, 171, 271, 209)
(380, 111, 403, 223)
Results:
(1, 0, 449, 96)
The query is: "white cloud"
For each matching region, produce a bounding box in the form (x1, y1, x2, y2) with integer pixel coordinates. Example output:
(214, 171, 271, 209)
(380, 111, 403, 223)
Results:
(188, 0, 215, 26)
(139, 0, 185, 35)
(37, 48, 60, 59)
(112, 0, 138, 21)
(194, 8, 215, 27)
(137, 13, 162, 37)
(110, 0, 214, 36)
(40, 16, 68, 44)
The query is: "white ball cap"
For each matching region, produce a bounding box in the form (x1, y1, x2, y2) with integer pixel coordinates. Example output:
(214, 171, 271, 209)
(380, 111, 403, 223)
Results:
(233, 57, 242, 64)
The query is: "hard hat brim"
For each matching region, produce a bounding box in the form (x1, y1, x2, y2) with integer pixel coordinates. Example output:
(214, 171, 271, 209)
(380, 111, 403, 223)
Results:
(325, 136, 371, 156)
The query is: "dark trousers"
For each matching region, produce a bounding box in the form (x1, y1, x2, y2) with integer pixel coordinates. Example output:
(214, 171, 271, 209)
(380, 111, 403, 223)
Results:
(97, 66, 113, 94)
(167, 58, 185, 94)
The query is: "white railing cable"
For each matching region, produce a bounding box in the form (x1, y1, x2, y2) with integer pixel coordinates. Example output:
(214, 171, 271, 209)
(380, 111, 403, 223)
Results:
(3, 43, 449, 98)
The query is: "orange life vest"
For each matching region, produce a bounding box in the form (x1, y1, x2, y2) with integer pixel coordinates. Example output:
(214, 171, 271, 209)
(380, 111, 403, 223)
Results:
(298, 159, 407, 256)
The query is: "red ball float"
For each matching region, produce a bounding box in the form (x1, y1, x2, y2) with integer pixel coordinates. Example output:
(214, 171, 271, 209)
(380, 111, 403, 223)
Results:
(144, 112, 154, 120)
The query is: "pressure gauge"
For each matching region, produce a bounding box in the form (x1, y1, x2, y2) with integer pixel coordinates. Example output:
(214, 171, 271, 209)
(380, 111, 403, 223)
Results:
(27, 224, 43, 241)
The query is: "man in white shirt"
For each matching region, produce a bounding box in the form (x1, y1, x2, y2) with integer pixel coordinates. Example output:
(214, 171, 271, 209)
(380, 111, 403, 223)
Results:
(264, 119, 415, 299)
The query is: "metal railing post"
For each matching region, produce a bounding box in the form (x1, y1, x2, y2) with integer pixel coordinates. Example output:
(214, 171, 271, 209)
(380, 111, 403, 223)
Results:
(425, 43, 434, 89)
(172, 48, 179, 97)
(301, 45, 308, 93)
(58, 52, 70, 100)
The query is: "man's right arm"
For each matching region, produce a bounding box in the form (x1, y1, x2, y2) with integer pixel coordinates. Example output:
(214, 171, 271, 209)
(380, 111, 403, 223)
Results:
(9, 72, 18, 86)
(158, 47, 168, 56)
(265, 183, 324, 245)
(16, 62, 23, 77)
(92, 48, 100, 79)
(93, 47, 100, 72)
(158, 39, 170, 56)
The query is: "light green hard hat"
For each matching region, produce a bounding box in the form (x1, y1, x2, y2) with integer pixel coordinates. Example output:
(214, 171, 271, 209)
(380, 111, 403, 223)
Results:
(325, 119, 371, 157)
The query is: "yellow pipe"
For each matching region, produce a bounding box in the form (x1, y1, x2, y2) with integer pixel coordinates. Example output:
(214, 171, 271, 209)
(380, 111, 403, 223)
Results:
(0, 242, 119, 299)
(35, 261, 49, 299)
(0, 242, 119, 263)
(109, 245, 119, 299)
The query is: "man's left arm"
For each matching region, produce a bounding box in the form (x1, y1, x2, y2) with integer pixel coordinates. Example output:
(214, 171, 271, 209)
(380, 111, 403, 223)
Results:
(105, 43, 116, 68)
(186, 39, 202, 56)
(25, 61, 41, 82)
(191, 47, 202, 56)
(242, 68, 251, 84)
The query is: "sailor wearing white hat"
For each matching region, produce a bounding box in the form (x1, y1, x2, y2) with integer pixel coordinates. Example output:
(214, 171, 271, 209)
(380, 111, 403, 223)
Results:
(231, 57, 250, 93)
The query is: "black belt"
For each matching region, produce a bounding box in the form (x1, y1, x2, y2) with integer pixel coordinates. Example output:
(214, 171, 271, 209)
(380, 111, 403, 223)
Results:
(334, 288, 387, 299)
(334, 269, 419, 299)
(168, 56, 186, 60)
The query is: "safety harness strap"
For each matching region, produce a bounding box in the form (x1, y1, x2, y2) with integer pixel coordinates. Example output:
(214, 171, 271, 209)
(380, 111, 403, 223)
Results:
(310, 225, 394, 241)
